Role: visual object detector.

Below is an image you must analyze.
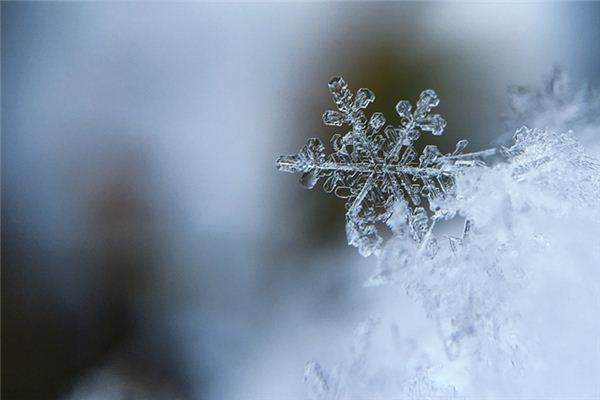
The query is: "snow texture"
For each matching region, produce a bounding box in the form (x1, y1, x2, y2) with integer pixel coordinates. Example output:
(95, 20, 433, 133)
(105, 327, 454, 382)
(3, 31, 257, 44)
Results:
(278, 75, 600, 399)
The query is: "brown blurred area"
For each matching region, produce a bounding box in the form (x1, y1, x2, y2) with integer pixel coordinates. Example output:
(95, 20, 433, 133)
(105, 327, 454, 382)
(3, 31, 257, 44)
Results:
(2, 151, 186, 399)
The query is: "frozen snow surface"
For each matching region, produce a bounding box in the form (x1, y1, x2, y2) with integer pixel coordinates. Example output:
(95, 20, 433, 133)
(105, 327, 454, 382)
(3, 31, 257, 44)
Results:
(279, 74, 600, 399)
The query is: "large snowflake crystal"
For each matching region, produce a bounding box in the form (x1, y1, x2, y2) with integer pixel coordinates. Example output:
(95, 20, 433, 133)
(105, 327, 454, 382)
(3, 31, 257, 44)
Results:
(277, 77, 492, 256)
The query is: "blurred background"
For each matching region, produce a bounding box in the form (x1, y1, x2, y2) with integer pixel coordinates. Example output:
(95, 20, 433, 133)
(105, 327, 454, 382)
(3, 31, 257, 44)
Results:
(2, 2, 600, 399)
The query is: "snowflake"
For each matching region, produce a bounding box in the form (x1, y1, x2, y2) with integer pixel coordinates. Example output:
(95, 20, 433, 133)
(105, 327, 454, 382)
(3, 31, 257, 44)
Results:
(277, 77, 494, 256)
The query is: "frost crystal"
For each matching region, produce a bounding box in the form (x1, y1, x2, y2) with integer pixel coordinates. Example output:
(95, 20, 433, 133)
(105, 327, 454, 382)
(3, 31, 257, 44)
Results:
(277, 77, 493, 256)
(501, 126, 600, 205)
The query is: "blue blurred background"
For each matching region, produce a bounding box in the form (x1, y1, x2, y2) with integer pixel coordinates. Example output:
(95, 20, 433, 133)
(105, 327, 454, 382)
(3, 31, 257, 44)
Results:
(3, 2, 600, 399)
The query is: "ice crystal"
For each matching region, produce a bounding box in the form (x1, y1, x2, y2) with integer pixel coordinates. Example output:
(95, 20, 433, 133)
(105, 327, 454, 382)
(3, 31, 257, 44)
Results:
(502, 126, 600, 201)
(277, 77, 494, 256)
